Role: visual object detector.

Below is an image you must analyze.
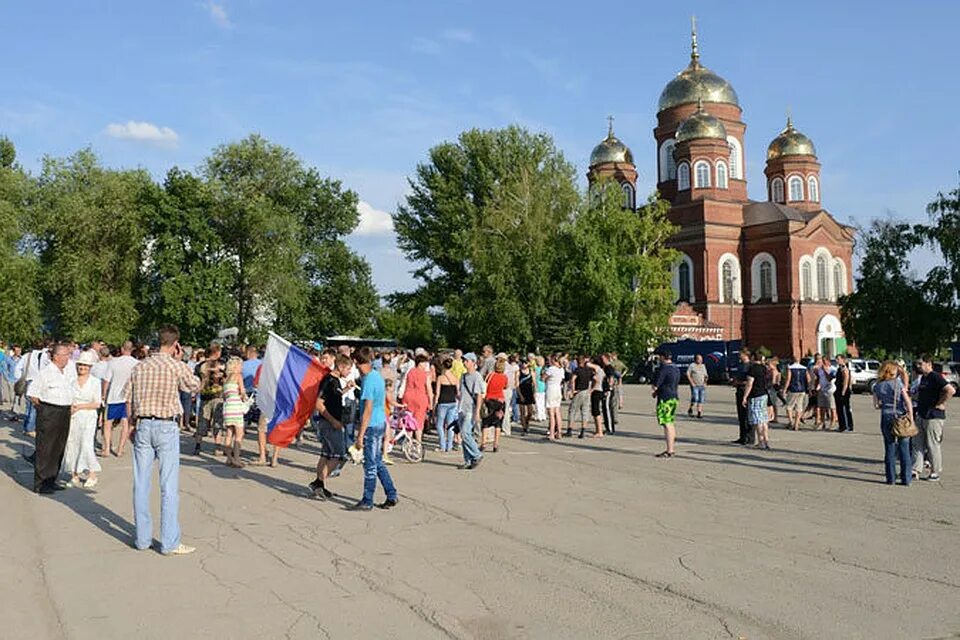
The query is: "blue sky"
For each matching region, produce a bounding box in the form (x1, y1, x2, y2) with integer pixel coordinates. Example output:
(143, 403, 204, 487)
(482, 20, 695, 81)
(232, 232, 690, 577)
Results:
(2, 1, 957, 294)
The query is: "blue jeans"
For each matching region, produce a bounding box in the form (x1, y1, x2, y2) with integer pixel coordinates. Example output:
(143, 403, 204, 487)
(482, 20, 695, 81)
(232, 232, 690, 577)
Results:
(435, 402, 458, 451)
(23, 396, 37, 433)
(458, 412, 482, 465)
(132, 419, 182, 553)
(510, 388, 520, 423)
(361, 423, 397, 506)
(880, 413, 912, 485)
(690, 385, 706, 404)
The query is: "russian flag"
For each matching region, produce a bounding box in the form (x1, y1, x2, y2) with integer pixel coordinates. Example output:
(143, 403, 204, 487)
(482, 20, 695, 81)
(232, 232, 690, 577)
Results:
(257, 332, 329, 448)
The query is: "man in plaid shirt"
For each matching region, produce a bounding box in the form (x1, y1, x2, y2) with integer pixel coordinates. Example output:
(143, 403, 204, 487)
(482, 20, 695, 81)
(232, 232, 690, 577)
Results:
(124, 325, 200, 555)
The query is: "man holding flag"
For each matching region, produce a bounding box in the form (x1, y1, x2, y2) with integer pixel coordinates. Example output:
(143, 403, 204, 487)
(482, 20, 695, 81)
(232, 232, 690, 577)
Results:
(349, 346, 398, 512)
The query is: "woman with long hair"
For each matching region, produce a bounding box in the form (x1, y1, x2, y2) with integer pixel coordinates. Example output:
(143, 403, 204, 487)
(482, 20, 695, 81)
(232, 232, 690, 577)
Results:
(532, 355, 546, 422)
(873, 361, 915, 485)
(516, 360, 536, 435)
(480, 359, 508, 452)
(433, 357, 459, 452)
(401, 353, 433, 445)
(222, 356, 248, 468)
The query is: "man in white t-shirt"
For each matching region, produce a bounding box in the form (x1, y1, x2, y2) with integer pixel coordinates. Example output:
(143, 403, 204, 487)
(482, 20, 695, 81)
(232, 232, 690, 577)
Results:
(103, 341, 139, 457)
(21, 341, 51, 436)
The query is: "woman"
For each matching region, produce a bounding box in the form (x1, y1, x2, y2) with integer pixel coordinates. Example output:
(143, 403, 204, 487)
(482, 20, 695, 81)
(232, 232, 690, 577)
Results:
(62, 351, 102, 488)
(401, 354, 433, 444)
(433, 357, 459, 452)
(532, 355, 546, 422)
(766, 357, 782, 424)
(222, 356, 248, 468)
(481, 359, 508, 452)
(873, 361, 915, 485)
(542, 355, 566, 440)
(516, 361, 536, 435)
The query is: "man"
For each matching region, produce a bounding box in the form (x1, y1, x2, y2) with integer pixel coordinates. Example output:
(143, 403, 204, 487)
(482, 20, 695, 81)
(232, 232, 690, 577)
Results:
(194, 343, 225, 455)
(21, 340, 51, 436)
(783, 357, 810, 431)
(651, 350, 680, 457)
(479, 345, 496, 378)
(27, 342, 76, 494)
(600, 354, 617, 434)
(913, 355, 955, 481)
(1, 344, 21, 415)
(834, 354, 854, 432)
(103, 341, 139, 457)
(349, 347, 399, 511)
(457, 353, 485, 469)
(611, 351, 628, 413)
(567, 355, 593, 439)
(742, 351, 771, 449)
(814, 357, 837, 430)
(686, 354, 708, 419)
(309, 354, 352, 500)
(731, 351, 754, 445)
(125, 325, 200, 555)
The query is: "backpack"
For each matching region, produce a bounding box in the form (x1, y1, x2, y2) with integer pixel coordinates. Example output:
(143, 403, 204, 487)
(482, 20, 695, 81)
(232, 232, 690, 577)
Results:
(14, 351, 41, 396)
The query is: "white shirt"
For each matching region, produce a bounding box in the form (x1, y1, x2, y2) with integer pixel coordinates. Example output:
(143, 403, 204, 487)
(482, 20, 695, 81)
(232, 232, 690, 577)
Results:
(28, 362, 77, 406)
(504, 362, 519, 389)
(24, 349, 50, 382)
(105, 355, 140, 405)
(91, 358, 110, 381)
(544, 365, 565, 392)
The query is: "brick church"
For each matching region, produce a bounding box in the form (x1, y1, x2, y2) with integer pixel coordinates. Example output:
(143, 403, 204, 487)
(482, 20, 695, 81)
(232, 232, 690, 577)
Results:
(587, 23, 855, 358)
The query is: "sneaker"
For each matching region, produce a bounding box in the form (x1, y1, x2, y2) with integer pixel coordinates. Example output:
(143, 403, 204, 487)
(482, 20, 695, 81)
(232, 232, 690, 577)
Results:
(926, 474, 941, 481)
(348, 501, 373, 512)
(312, 486, 327, 501)
(469, 457, 483, 470)
(308, 478, 321, 491)
(377, 498, 399, 509)
(384, 458, 394, 466)
(193, 443, 201, 456)
(164, 544, 196, 556)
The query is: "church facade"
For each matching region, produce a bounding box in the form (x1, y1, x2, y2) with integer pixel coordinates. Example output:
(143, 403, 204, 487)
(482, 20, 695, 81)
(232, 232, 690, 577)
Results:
(587, 25, 855, 358)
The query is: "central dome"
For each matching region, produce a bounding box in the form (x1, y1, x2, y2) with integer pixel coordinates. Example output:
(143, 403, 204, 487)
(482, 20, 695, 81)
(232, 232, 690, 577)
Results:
(658, 25, 739, 112)
(675, 102, 728, 142)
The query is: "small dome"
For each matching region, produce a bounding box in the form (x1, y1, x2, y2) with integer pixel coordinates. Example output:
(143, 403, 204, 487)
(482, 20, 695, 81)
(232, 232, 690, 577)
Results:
(767, 117, 817, 160)
(589, 122, 633, 167)
(675, 101, 728, 143)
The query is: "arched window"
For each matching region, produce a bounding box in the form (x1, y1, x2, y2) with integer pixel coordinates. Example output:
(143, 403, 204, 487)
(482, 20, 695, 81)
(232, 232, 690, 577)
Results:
(678, 261, 691, 302)
(621, 182, 635, 209)
(727, 136, 742, 179)
(788, 176, 804, 201)
(816, 255, 828, 300)
(759, 262, 772, 300)
(694, 161, 711, 188)
(677, 163, 690, 190)
(801, 261, 813, 300)
(716, 160, 728, 189)
(659, 139, 677, 181)
(718, 252, 741, 303)
(808, 176, 819, 202)
(833, 260, 847, 297)
(722, 260, 734, 301)
(771, 177, 784, 203)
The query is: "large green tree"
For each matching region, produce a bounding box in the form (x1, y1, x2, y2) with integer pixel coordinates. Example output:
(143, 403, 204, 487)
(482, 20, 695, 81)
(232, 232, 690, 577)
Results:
(0, 137, 42, 344)
(32, 149, 152, 344)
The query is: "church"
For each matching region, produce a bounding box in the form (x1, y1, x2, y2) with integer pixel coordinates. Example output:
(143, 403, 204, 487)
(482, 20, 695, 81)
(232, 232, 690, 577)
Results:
(587, 23, 855, 359)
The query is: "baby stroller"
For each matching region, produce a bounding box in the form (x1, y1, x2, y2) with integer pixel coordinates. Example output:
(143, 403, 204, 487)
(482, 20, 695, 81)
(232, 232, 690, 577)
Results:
(389, 406, 423, 463)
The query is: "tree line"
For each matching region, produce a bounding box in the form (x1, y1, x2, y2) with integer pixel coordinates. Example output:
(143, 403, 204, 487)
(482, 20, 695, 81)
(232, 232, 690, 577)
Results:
(0, 127, 680, 358)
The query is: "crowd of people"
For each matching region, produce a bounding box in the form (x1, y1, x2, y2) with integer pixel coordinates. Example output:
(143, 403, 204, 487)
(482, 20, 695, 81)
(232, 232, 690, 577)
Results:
(0, 331, 953, 556)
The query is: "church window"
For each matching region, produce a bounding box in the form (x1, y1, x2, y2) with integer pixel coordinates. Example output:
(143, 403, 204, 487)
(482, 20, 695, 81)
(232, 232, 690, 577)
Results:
(833, 261, 845, 297)
(716, 160, 728, 189)
(621, 182, 635, 209)
(808, 176, 819, 202)
(759, 261, 772, 300)
(816, 255, 829, 300)
(722, 260, 734, 301)
(801, 261, 813, 300)
(677, 163, 690, 190)
(771, 177, 784, 203)
(659, 139, 677, 181)
(788, 176, 804, 201)
(679, 261, 692, 302)
(727, 136, 742, 179)
(694, 161, 711, 188)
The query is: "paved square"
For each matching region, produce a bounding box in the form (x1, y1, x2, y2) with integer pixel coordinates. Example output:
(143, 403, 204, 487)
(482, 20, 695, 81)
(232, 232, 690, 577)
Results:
(2, 390, 958, 639)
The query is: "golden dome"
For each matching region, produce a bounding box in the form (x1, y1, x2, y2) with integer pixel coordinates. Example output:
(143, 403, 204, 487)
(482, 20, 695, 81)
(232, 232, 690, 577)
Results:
(767, 117, 817, 160)
(589, 120, 633, 167)
(675, 101, 728, 143)
(658, 23, 738, 112)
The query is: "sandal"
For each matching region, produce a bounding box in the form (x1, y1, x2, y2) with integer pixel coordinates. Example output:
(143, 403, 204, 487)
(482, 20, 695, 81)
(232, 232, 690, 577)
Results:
(655, 451, 674, 458)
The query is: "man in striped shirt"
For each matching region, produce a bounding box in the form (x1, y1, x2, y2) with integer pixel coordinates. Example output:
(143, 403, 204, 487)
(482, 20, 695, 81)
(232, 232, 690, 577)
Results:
(124, 325, 200, 556)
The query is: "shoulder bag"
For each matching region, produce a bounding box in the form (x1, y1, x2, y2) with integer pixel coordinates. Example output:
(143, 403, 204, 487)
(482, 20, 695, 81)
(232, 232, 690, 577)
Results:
(889, 379, 918, 439)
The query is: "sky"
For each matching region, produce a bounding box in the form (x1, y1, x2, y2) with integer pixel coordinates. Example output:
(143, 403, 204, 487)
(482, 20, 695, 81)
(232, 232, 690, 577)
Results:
(2, 1, 958, 294)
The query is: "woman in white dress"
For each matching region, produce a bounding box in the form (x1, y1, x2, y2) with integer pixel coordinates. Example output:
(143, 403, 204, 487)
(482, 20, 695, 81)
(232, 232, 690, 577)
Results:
(62, 350, 103, 488)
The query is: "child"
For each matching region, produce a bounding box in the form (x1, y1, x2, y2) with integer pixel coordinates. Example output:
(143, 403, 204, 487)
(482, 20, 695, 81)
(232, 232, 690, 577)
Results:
(222, 357, 248, 468)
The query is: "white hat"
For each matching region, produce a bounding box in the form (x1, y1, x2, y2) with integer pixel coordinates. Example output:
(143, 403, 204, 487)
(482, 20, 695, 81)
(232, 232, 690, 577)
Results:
(76, 350, 98, 366)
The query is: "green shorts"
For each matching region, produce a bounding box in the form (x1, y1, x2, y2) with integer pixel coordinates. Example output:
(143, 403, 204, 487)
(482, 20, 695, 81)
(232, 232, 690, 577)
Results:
(656, 398, 678, 426)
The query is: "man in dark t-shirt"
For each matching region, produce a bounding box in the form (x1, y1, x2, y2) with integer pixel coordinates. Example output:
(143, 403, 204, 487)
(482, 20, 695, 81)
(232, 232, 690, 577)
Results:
(742, 352, 771, 449)
(309, 355, 353, 500)
(651, 350, 680, 458)
(567, 356, 594, 438)
(732, 351, 753, 445)
(914, 355, 955, 480)
(602, 355, 618, 434)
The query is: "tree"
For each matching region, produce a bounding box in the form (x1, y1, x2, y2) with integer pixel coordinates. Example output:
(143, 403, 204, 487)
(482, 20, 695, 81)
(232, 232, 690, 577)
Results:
(918, 186, 960, 334)
(32, 149, 152, 344)
(561, 186, 678, 358)
(138, 168, 235, 345)
(0, 138, 42, 344)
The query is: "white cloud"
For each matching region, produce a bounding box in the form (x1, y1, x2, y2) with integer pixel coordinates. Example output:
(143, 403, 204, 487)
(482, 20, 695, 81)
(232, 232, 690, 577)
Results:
(354, 200, 394, 235)
(205, 1, 232, 28)
(411, 37, 441, 55)
(442, 28, 474, 43)
(104, 121, 180, 147)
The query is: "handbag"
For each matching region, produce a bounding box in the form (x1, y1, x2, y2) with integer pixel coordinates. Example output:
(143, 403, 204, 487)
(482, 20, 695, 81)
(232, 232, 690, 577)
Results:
(888, 380, 918, 438)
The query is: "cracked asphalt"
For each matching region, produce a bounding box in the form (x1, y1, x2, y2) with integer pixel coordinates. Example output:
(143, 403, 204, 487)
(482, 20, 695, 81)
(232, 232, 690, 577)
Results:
(1, 391, 958, 640)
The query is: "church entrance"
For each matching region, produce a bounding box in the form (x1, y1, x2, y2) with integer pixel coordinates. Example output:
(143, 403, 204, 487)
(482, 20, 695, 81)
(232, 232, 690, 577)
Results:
(816, 314, 844, 358)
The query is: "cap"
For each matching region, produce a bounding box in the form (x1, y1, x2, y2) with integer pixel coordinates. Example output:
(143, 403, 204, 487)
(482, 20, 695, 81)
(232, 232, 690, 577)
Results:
(463, 352, 478, 362)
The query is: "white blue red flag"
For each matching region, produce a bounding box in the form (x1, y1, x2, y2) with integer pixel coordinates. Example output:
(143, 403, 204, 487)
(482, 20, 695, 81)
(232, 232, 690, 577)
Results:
(257, 332, 328, 448)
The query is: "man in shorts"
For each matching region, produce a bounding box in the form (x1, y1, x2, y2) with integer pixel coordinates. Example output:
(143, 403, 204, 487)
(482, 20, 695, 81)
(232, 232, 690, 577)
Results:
(567, 355, 593, 438)
(814, 357, 836, 430)
(102, 341, 139, 457)
(194, 343, 225, 455)
(309, 354, 352, 499)
(651, 350, 680, 458)
(686, 354, 708, 419)
(783, 357, 809, 430)
(742, 351, 771, 449)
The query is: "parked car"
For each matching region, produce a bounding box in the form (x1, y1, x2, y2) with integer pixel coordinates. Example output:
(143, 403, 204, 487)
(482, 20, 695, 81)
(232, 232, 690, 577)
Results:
(849, 359, 880, 393)
(933, 362, 960, 390)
